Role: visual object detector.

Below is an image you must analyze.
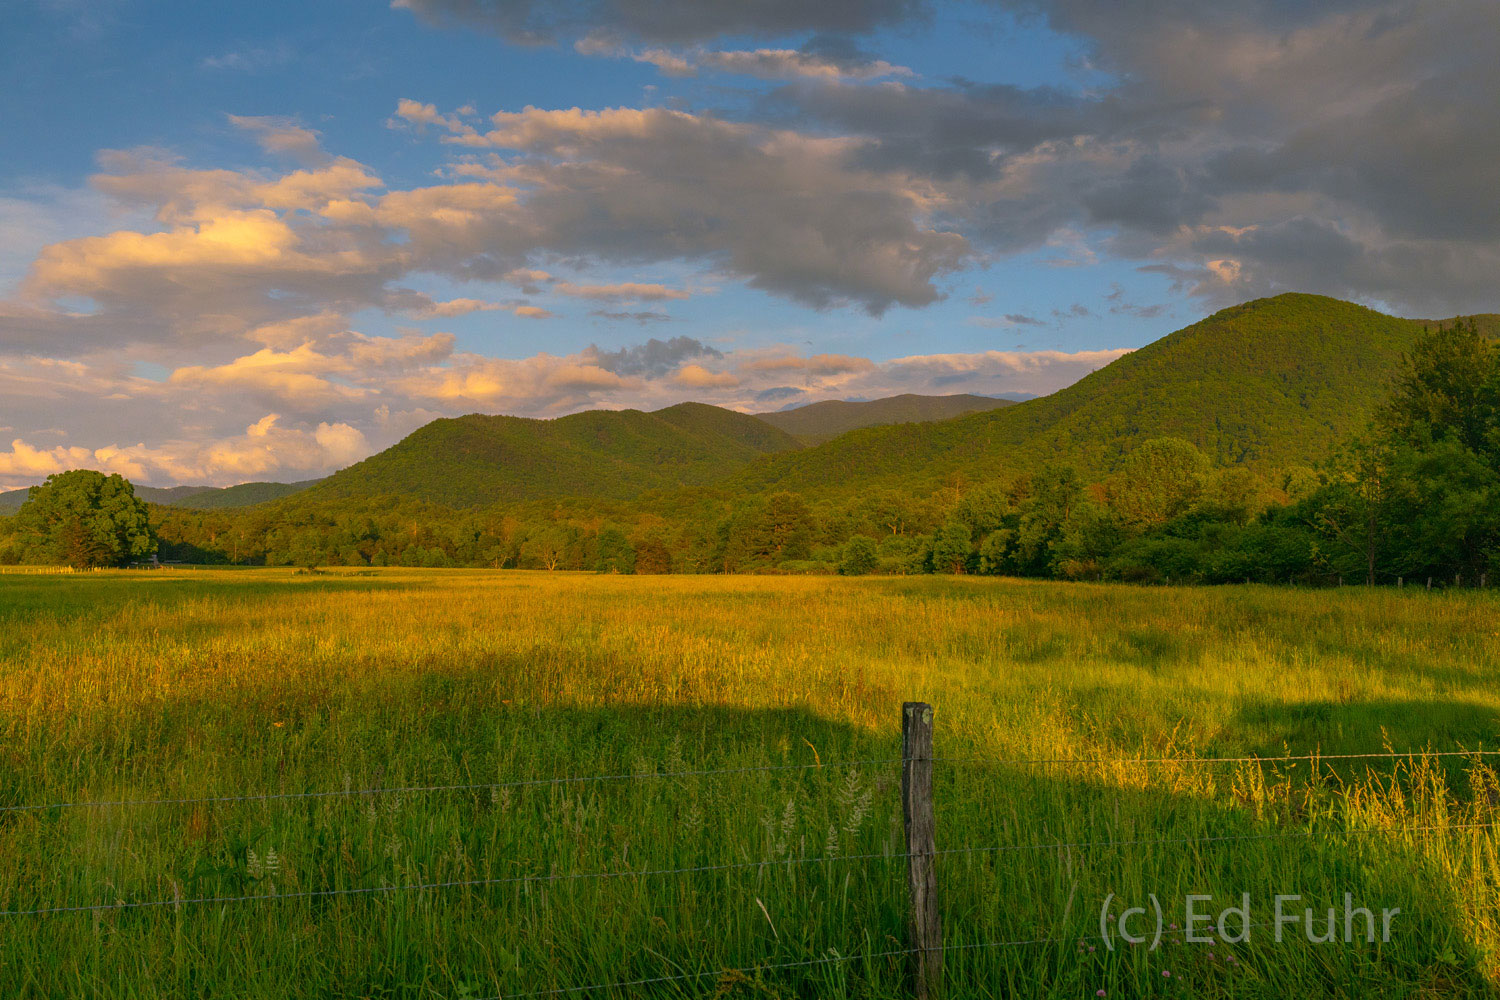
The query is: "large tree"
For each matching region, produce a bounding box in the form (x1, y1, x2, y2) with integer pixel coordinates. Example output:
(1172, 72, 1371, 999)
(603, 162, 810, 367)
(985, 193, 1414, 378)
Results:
(14, 470, 156, 568)
(1382, 319, 1500, 463)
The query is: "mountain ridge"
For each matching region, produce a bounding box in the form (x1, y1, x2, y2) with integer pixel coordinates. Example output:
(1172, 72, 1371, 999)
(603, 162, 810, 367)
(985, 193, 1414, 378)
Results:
(726, 293, 1446, 498)
(752, 393, 1019, 443)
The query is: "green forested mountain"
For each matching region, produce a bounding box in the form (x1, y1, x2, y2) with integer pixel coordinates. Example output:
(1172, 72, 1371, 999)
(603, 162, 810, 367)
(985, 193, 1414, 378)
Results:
(295, 401, 803, 508)
(3, 483, 211, 512)
(1, 480, 317, 513)
(730, 294, 1437, 498)
(754, 393, 1019, 443)
(171, 480, 321, 509)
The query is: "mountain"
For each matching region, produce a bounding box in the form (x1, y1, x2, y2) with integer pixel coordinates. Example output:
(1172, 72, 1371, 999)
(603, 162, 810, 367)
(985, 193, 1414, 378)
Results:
(169, 480, 321, 509)
(294, 401, 803, 508)
(0, 479, 319, 515)
(754, 393, 1019, 443)
(730, 294, 1440, 498)
(1, 483, 214, 513)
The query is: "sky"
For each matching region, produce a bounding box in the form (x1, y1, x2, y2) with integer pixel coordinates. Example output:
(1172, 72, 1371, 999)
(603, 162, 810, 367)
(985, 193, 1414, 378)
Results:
(1, 0, 1497, 488)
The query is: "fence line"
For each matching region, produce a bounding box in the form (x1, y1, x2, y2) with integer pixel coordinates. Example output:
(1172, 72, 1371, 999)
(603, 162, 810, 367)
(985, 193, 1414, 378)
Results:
(7, 820, 1496, 920)
(936, 748, 1500, 768)
(0, 758, 903, 816)
(0, 848, 910, 919)
(7, 747, 1489, 818)
(10, 698, 1500, 996)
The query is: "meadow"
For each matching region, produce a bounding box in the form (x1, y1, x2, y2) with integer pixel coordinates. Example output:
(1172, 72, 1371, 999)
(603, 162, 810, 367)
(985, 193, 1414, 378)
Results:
(2, 569, 1499, 997)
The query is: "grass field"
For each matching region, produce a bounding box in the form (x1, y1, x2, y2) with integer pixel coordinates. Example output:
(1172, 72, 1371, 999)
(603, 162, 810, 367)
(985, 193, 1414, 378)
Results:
(3, 569, 1500, 998)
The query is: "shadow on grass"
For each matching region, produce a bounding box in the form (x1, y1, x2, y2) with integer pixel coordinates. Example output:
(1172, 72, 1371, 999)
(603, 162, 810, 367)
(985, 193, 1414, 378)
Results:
(1233, 697, 1500, 759)
(5, 677, 1499, 998)
(941, 744, 1500, 999)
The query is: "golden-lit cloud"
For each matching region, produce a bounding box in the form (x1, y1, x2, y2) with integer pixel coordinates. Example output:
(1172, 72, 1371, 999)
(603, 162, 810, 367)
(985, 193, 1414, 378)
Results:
(0, 415, 369, 486)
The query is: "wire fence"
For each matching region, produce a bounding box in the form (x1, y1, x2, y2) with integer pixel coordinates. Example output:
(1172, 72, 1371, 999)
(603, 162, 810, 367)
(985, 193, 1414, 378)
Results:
(5, 820, 1496, 921)
(4, 746, 1488, 816)
(4, 724, 1498, 997)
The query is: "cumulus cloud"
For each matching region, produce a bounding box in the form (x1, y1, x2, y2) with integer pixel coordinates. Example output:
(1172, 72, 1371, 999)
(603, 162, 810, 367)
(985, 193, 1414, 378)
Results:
(0, 415, 368, 489)
(445, 104, 969, 311)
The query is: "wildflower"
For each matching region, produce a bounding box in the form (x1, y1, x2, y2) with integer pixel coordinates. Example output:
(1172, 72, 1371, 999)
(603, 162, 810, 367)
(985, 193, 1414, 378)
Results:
(273, 721, 284, 728)
(1096, 991, 1106, 997)
(1162, 970, 1171, 978)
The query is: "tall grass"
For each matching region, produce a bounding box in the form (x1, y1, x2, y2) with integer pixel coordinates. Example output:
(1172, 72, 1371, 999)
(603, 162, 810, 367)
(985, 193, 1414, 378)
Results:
(1, 570, 1498, 997)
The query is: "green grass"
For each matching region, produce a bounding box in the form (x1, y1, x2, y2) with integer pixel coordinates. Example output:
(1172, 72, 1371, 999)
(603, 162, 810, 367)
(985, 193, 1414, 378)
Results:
(2, 570, 1499, 997)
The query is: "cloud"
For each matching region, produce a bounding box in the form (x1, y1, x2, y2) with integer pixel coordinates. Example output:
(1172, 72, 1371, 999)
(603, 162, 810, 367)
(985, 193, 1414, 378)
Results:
(576, 38, 912, 81)
(966, 313, 1046, 328)
(200, 44, 293, 73)
(389, 98, 472, 133)
(228, 115, 327, 164)
(169, 345, 368, 408)
(742, 353, 875, 377)
(410, 296, 504, 317)
(394, 0, 928, 46)
(674, 363, 739, 388)
(587, 336, 721, 376)
(589, 310, 672, 323)
(4, 99, 965, 359)
(0, 415, 368, 489)
(553, 281, 690, 301)
(447, 104, 969, 312)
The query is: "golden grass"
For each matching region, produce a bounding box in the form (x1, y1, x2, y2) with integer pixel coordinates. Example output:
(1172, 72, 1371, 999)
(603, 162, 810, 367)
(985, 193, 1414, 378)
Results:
(2, 570, 1499, 997)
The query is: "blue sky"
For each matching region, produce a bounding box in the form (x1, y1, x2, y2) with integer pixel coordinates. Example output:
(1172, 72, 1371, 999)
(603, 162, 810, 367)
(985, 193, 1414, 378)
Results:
(1, 0, 1494, 486)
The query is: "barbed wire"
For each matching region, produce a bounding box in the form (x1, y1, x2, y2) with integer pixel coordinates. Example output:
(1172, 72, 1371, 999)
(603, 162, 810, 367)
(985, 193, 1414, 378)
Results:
(6, 820, 1496, 920)
(935, 748, 1500, 768)
(0, 758, 902, 817)
(5, 747, 1489, 819)
(0, 847, 909, 918)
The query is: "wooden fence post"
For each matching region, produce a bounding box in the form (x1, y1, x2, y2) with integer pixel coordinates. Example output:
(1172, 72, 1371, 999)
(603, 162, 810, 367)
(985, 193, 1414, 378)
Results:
(902, 702, 942, 999)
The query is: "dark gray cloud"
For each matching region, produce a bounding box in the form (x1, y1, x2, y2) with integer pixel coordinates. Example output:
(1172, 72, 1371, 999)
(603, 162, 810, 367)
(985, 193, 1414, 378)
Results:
(588, 335, 720, 375)
(588, 310, 673, 325)
(754, 385, 804, 402)
(747, 0, 1500, 314)
(395, 0, 927, 45)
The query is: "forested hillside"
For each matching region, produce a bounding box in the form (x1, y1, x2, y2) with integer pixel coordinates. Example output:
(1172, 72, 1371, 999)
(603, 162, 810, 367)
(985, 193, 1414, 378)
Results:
(296, 401, 802, 508)
(171, 480, 321, 509)
(732, 294, 1432, 498)
(754, 393, 1017, 443)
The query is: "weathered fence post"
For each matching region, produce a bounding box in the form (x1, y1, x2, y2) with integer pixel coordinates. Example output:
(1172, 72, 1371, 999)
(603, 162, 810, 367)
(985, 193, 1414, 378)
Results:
(902, 702, 942, 999)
